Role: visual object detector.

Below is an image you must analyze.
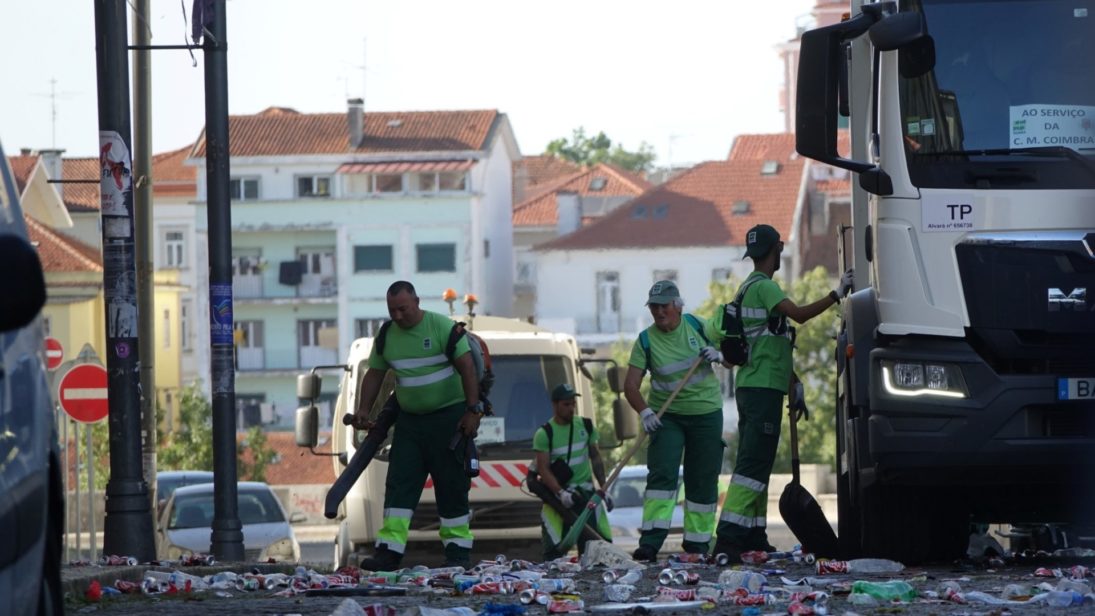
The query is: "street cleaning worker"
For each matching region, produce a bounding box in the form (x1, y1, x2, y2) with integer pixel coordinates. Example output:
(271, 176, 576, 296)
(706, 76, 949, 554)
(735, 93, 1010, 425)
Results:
(531, 383, 612, 560)
(708, 224, 852, 562)
(624, 280, 724, 562)
(350, 280, 483, 570)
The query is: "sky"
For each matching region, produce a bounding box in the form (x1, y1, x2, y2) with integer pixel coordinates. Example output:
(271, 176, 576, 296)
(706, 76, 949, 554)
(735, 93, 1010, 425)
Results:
(3, 0, 815, 166)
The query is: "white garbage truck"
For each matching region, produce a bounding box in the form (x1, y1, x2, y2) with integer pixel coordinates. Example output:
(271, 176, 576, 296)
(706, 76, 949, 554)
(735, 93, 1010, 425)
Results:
(295, 315, 636, 567)
(796, 0, 1095, 562)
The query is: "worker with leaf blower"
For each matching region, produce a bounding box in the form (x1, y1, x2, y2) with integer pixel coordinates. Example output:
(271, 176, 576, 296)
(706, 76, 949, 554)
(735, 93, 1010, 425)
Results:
(349, 280, 483, 571)
(707, 224, 852, 562)
(530, 383, 613, 560)
(623, 280, 725, 562)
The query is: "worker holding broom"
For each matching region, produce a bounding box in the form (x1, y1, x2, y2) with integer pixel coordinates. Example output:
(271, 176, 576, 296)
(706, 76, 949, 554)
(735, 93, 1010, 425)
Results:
(623, 280, 725, 562)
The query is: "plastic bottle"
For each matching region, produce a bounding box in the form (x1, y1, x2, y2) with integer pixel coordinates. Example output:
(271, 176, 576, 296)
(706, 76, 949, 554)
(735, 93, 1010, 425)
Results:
(1001, 584, 1031, 600)
(850, 580, 917, 602)
(603, 569, 642, 584)
(718, 570, 767, 594)
(465, 438, 480, 478)
(604, 584, 635, 602)
(1043, 590, 1086, 607)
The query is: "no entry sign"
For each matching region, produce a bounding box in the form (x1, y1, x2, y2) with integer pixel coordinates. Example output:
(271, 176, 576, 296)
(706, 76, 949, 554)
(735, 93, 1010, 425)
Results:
(59, 364, 109, 423)
(45, 337, 64, 371)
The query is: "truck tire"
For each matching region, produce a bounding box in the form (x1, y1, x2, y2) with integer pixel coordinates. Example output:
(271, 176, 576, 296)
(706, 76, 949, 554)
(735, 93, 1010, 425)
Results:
(333, 521, 352, 569)
(835, 371, 862, 559)
(859, 484, 967, 564)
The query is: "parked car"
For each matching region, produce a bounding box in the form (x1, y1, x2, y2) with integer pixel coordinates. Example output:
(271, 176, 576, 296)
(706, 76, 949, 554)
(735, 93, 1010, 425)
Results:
(156, 481, 305, 563)
(0, 140, 63, 615)
(606, 465, 685, 546)
(155, 470, 214, 516)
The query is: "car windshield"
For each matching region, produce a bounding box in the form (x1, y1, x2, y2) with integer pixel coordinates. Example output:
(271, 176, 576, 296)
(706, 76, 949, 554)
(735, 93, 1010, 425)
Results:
(169, 489, 285, 529)
(898, 0, 1095, 187)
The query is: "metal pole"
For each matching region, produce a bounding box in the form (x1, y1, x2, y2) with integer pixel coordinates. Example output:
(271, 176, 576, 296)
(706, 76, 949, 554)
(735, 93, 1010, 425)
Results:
(87, 425, 96, 562)
(74, 421, 81, 560)
(132, 0, 158, 520)
(61, 406, 69, 562)
(203, 0, 244, 560)
(94, 0, 155, 561)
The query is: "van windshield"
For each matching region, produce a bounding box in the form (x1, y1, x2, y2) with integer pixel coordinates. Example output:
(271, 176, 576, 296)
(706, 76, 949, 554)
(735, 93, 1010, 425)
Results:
(898, 0, 1095, 188)
(483, 355, 574, 444)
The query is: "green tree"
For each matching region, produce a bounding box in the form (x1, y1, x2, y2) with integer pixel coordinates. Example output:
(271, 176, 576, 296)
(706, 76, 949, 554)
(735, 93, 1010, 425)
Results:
(545, 127, 657, 173)
(696, 266, 841, 473)
(238, 425, 278, 482)
(158, 383, 214, 471)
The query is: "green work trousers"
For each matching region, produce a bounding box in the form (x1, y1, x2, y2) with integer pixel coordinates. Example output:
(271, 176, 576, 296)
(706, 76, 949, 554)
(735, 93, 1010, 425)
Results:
(376, 402, 473, 562)
(639, 409, 724, 554)
(540, 486, 612, 561)
(715, 387, 783, 551)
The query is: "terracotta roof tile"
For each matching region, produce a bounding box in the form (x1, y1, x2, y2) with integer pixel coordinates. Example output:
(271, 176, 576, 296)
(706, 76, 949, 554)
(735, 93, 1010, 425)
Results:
(61, 158, 101, 212)
(8, 155, 38, 194)
(25, 215, 102, 273)
(338, 160, 475, 174)
(729, 130, 850, 161)
(245, 431, 336, 485)
(514, 155, 582, 192)
(536, 155, 806, 251)
(513, 163, 652, 227)
(816, 179, 850, 195)
(190, 108, 499, 158)
(151, 145, 197, 198)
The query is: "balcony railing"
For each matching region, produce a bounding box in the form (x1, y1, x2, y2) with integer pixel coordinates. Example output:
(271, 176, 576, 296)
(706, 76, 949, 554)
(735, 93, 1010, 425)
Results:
(236, 347, 264, 370)
(234, 274, 263, 299)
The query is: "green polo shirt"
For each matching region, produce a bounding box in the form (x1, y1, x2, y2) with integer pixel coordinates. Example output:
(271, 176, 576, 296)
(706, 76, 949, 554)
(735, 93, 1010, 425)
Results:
(533, 418, 598, 487)
(707, 272, 792, 393)
(628, 315, 722, 414)
(367, 310, 470, 413)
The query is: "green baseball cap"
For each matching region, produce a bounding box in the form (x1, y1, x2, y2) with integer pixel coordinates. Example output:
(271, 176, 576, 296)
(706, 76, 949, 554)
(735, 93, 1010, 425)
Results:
(551, 383, 581, 401)
(646, 280, 681, 305)
(745, 224, 781, 259)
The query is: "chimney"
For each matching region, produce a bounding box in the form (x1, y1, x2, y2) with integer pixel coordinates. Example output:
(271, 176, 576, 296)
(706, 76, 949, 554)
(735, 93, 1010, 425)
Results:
(38, 149, 66, 200)
(347, 98, 364, 148)
(556, 191, 581, 236)
(513, 162, 530, 204)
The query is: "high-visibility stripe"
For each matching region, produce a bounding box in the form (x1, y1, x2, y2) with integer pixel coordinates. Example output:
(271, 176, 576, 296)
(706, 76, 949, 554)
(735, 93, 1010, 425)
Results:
(684, 530, 712, 543)
(542, 509, 562, 543)
(741, 307, 768, 319)
(731, 474, 766, 492)
(389, 354, 448, 370)
(645, 489, 678, 500)
(685, 500, 718, 514)
(397, 365, 454, 387)
(550, 443, 588, 457)
(653, 356, 697, 375)
(383, 507, 414, 519)
(641, 518, 673, 530)
(64, 388, 108, 400)
(650, 370, 709, 392)
(719, 511, 757, 527)
(440, 514, 470, 527)
(376, 539, 407, 554)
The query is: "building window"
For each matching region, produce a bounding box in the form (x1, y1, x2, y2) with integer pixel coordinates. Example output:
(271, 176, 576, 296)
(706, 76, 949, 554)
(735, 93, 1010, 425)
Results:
(589, 177, 607, 191)
(180, 300, 192, 350)
(416, 243, 456, 273)
(297, 175, 332, 197)
(653, 269, 678, 283)
(415, 173, 437, 192)
(353, 245, 393, 272)
(374, 174, 403, 193)
(438, 171, 467, 191)
(163, 309, 171, 347)
(234, 320, 265, 371)
(483, 239, 490, 259)
(164, 230, 185, 268)
(355, 318, 386, 338)
(229, 177, 259, 200)
(712, 268, 732, 282)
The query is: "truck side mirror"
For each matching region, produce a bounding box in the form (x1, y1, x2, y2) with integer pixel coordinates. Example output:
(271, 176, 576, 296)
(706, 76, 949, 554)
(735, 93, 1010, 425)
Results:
(0, 233, 46, 332)
(869, 10, 927, 51)
(613, 399, 638, 441)
(297, 373, 321, 400)
(606, 366, 625, 394)
(295, 404, 319, 448)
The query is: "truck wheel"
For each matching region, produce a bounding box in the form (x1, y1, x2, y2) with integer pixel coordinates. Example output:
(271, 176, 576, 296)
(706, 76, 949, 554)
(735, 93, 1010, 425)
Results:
(333, 521, 352, 569)
(835, 373, 862, 558)
(859, 484, 967, 564)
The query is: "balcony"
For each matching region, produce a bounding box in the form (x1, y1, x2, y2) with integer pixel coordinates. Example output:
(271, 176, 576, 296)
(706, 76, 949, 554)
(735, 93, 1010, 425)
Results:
(236, 347, 264, 371)
(234, 274, 263, 299)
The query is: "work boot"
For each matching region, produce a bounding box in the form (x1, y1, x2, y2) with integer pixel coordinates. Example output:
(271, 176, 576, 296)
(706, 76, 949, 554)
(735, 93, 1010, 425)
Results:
(712, 539, 744, 566)
(632, 544, 658, 562)
(443, 555, 471, 570)
(359, 544, 402, 571)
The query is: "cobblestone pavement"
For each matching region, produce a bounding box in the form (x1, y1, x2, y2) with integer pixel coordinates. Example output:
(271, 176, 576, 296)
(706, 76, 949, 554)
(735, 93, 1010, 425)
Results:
(62, 551, 1095, 615)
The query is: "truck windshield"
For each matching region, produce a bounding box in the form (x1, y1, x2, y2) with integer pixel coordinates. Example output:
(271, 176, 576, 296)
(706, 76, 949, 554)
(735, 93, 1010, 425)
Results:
(484, 355, 574, 445)
(898, 0, 1095, 188)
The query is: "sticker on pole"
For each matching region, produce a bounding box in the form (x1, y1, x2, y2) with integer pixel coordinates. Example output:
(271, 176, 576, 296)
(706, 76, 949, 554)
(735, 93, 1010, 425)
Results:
(59, 364, 109, 423)
(45, 337, 64, 371)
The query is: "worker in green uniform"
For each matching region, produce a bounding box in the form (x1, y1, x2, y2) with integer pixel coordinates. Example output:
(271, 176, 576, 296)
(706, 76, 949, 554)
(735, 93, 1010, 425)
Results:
(350, 280, 483, 570)
(708, 224, 852, 561)
(531, 383, 612, 560)
(624, 280, 725, 562)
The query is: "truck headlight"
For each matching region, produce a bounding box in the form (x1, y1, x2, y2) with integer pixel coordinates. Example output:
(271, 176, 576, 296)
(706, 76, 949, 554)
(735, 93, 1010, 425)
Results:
(259, 538, 299, 562)
(881, 361, 967, 398)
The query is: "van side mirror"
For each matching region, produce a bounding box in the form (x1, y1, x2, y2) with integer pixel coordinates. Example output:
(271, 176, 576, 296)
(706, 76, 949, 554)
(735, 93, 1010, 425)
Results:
(295, 404, 319, 448)
(297, 373, 321, 400)
(613, 399, 638, 441)
(606, 366, 625, 394)
(0, 233, 46, 332)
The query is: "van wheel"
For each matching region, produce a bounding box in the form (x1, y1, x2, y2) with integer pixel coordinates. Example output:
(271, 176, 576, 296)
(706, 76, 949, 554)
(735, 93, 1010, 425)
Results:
(333, 521, 352, 569)
(39, 455, 63, 615)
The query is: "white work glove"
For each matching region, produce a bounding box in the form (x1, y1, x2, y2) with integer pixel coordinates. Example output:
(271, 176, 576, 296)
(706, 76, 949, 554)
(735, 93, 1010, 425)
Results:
(639, 408, 662, 434)
(557, 488, 576, 508)
(789, 382, 809, 421)
(700, 346, 723, 363)
(835, 268, 854, 298)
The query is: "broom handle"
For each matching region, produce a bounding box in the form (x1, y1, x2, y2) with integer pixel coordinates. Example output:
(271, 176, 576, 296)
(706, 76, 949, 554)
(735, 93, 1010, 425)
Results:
(789, 393, 801, 485)
(602, 357, 704, 492)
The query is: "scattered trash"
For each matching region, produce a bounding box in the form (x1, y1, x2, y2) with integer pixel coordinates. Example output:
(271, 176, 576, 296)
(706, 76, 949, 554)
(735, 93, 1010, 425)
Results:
(98, 554, 138, 566)
(718, 569, 767, 593)
(579, 540, 640, 569)
(603, 583, 636, 602)
(84, 580, 102, 602)
(848, 580, 917, 602)
(587, 600, 708, 612)
(816, 558, 904, 575)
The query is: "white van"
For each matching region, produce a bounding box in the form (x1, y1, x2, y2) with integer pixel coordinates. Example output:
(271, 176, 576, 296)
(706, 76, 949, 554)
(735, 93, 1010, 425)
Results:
(0, 141, 64, 614)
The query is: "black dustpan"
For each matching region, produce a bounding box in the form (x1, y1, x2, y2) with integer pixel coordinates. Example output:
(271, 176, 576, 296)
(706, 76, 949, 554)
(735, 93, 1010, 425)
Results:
(778, 407, 841, 557)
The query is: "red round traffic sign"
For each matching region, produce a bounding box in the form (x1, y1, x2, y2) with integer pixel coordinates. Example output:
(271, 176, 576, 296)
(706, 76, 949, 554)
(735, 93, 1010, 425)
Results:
(59, 364, 109, 423)
(45, 337, 64, 371)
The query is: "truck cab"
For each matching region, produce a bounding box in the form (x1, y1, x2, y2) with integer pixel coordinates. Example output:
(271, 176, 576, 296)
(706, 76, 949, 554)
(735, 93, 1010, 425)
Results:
(297, 315, 635, 567)
(796, 0, 1095, 562)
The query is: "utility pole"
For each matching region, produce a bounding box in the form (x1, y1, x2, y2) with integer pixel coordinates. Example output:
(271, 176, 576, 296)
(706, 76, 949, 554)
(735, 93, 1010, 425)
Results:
(202, 0, 244, 561)
(94, 0, 154, 561)
(132, 0, 157, 518)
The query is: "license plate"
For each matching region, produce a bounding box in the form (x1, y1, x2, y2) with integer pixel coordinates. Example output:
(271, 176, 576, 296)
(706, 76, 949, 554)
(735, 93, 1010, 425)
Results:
(1058, 378, 1095, 400)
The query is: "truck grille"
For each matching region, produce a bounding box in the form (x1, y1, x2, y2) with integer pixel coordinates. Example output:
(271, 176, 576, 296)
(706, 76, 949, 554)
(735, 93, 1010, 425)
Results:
(410, 500, 542, 531)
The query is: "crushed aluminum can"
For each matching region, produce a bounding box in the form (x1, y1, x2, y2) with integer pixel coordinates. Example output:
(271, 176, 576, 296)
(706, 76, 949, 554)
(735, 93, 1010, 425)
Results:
(603, 569, 642, 584)
(656, 586, 698, 600)
(674, 571, 700, 585)
(469, 581, 531, 595)
(547, 597, 584, 613)
(113, 580, 141, 594)
(519, 588, 550, 605)
(604, 584, 636, 602)
(538, 578, 576, 592)
(179, 552, 215, 567)
(728, 593, 771, 606)
(816, 560, 850, 575)
(657, 568, 677, 585)
(99, 554, 138, 566)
